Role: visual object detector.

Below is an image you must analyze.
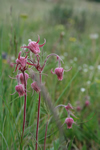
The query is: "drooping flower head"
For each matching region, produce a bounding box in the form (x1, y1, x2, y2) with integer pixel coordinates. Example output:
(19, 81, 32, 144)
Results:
(51, 67, 64, 80)
(15, 84, 25, 97)
(76, 106, 82, 112)
(55, 67, 64, 80)
(15, 51, 27, 72)
(21, 35, 46, 54)
(51, 66, 72, 81)
(17, 73, 29, 84)
(65, 117, 74, 129)
(31, 81, 41, 93)
(85, 100, 90, 107)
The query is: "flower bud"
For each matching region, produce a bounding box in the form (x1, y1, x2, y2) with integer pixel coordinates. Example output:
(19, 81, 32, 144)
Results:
(54, 67, 64, 80)
(15, 84, 25, 97)
(17, 73, 29, 84)
(31, 81, 41, 93)
(65, 117, 74, 129)
(85, 100, 90, 107)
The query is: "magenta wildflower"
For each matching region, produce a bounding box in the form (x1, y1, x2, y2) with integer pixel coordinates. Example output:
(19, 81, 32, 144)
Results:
(15, 84, 25, 97)
(51, 67, 72, 81)
(76, 106, 81, 111)
(31, 81, 41, 93)
(17, 73, 29, 84)
(55, 67, 64, 80)
(21, 35, 46, 54)
(85, 100, 90, 107)
(51, 67, 64, 80)
(15, 51, 27, 71)
(65, 117, 74, 129)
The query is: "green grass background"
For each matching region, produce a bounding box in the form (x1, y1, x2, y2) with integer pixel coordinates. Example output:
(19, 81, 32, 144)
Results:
(1, 0, 100, 149)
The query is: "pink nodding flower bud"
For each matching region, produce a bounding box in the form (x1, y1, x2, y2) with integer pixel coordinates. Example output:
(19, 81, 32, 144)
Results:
(17, 73, 29, 84)
(51, 67, 64, 81)
(51, 67, 72, 81)
(31, 81, 41, 93)
(55, 67, 64, 80)
(15, 51, 27, 71)
(21, 35, 46, 54)
(65, 117, 74, 129)
(85, 100, 90, 107)
(15, 84, 25, 97)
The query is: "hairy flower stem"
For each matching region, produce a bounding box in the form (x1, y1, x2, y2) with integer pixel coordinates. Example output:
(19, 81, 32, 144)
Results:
(21, 71, 27, 143)
(35, 72, 42, 150)
(42, 53, 62, 70)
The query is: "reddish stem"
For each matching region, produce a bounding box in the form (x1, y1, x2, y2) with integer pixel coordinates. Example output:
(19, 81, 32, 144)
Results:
(44, 119, 48, 150)
(21, 71, 27, 142)
(35, 72, 42, 150)
(42, 53, 61, 70)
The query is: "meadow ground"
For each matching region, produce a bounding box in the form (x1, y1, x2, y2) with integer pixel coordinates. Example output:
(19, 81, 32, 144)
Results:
(1, 0, 100, 149)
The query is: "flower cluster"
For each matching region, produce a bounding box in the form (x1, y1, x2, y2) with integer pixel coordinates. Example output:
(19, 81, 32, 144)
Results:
(10, 35, 72, 148)
(21, 35, 46, 54)
(11, 35, 72, 97)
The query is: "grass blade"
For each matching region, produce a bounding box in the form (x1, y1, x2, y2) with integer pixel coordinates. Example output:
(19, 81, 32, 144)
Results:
(55, 70, 79, 105)
(0, 131, 9, 150)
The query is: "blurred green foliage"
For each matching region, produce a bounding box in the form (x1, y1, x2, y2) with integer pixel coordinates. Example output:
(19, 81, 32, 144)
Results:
(50, 4, 87, 33)
(74, 10, 87, 32)
(1, 0, 100, 149)
(50, 5, 73, 25)
(87, 0, 100, 2)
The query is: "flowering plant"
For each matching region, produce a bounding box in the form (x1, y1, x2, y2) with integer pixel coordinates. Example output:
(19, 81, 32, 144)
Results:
(11, 35, 72, 150)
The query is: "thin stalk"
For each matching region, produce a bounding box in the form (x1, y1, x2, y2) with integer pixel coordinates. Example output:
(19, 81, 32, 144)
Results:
(21, 71, 27, 142)
(42, 53, 62, 70)
(44, 119, 48, 150)
(35, 72, 42, 150)
(55, 104, 66, 109)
